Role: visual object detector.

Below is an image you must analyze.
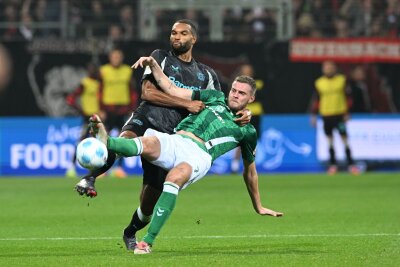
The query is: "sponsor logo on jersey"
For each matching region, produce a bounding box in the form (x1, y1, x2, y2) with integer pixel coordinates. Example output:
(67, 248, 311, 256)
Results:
(131, 119, 143, 126)
(171, 65, 180, 72)
(197, 72, 205, 81)
(168, 76, 201, 91)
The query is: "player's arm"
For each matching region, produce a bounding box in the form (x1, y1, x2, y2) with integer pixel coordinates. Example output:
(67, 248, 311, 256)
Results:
(141, 80, 204, 113)
(242, 161, 283, 217)
(66, 84, 83, 114)
(133, 56, 192, 100)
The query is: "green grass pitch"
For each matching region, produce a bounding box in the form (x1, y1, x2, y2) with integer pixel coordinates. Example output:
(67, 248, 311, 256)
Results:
(0, 173, 399, 266)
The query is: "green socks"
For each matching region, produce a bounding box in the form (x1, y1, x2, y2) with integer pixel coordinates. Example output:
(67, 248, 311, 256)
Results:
(143, 182, 180, 245)
(107, 137, 143, 157)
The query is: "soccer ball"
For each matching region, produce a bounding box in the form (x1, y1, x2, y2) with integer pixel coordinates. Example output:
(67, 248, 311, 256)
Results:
(76, 137, 108, 170)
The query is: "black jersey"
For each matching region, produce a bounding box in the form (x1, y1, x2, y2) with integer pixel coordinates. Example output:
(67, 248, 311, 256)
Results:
(134, 49, 221, 133)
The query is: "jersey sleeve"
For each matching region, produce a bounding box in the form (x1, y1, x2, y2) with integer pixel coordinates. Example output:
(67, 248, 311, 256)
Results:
(205, 67, 221, 91)
(240, 127, 258, 163)
(142, 49, 166, 84)
(192, 90, 225, 105)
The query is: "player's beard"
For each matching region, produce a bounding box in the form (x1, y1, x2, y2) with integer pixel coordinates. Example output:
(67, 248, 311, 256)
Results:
(171, 40, 192, 56)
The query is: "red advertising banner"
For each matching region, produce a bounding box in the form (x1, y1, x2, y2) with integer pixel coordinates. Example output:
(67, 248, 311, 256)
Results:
(290, 38, 400, 63)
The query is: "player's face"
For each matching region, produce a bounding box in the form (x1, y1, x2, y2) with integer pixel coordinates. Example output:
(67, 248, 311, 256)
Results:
(228, 81, 255, 111)
(170, 23, 196, 55)
(322, 61, 336, 77)
(109, 50, 123, 67)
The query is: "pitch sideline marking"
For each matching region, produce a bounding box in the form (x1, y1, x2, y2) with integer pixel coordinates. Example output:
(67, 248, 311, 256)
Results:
(0, 233, 399, 241)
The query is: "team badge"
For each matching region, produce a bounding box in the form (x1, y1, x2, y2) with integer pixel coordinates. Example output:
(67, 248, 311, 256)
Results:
(197, 72, 205, 81)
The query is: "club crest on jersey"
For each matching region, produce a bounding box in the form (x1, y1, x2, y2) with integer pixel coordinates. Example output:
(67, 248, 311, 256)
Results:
(212, 105, 225, 113)
(197, 72, 205, 81)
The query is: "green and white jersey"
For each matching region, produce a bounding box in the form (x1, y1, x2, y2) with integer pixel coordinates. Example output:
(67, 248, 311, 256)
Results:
(175, 90, 257, 163)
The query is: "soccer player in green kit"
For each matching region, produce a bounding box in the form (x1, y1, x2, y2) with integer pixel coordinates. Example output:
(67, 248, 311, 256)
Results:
(83, 56, 283, 254)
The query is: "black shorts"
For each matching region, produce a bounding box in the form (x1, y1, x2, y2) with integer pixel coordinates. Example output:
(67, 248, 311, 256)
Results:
(122, 112, 167, 191)
(104, 112, 127, 132)
(322, 114, 347, 137)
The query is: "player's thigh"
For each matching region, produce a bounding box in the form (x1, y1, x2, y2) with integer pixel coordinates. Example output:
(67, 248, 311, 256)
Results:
(173, 136, 212, 189)
(336, 117, 348, 136)
(323, 117, 334, 136)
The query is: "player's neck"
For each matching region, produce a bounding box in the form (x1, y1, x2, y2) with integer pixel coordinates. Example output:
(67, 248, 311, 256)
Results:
(177, 52, 192, 62)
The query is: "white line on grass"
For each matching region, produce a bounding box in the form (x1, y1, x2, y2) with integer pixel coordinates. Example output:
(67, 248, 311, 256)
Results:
(0, 233, 399, 241)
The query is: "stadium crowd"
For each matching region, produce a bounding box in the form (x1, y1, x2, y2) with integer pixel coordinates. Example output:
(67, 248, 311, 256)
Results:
(294, 0, 400, 38)
(2, 0, 398, 41)
(0, 0, 398, 113)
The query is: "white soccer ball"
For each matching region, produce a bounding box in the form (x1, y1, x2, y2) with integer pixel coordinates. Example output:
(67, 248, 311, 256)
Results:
(76, 137, 108, 170)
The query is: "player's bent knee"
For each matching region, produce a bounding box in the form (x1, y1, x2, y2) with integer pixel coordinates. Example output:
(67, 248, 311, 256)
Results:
(120, 130, 137, 139)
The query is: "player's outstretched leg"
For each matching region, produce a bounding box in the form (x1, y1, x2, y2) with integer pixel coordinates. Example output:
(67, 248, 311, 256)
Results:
(74, 114, 110, 197)
(88, 114, 108, 145)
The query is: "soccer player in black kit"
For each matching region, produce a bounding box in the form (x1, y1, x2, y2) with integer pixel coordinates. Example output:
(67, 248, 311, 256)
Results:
(75, 19, 251, 251)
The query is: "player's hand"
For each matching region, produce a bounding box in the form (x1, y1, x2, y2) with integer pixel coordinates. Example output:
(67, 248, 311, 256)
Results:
(131, 56, 156, 69)
(258, 207, 284, 217)
(187, 100, 205, 114)
(234, 109, 252, 126)
(344, 113, 350, 122)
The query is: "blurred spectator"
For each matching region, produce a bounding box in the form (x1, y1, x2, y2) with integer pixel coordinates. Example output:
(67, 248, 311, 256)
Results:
(310, 0, 334, 36)
(98, 48, 138, 178)
(333, 15, 351, 37)
(2, 4, 19, 40)
(223, 7, 249, 42)
(296, 13, 315, 37)
(348, 65, 371, 113)
(244, 7, 276, 42)
(119, 4, 135, 40)
(385, 0, 400, 38)
(65, 62, 101, 178)
(105, 24, 123, 52)
(87, 0, 108, 37)
(184, 8, 209, 40)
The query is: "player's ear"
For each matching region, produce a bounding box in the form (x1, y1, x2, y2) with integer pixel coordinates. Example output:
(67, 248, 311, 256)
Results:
(248, 95, 255, 104)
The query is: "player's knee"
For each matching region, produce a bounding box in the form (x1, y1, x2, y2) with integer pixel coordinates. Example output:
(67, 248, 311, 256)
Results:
(120, 130, 137, 139)
(165, 165, 191, 187)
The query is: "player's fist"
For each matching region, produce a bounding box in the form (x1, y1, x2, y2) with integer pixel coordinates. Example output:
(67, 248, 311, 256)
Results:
(187, 100, 205, 114)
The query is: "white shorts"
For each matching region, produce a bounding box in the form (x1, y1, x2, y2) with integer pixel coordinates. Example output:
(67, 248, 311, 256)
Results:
(144, 129, 212, 189)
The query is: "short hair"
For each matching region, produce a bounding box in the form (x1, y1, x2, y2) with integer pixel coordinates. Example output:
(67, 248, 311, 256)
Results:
(234, 75, 257, 96)
(174, 19, 198, 38)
